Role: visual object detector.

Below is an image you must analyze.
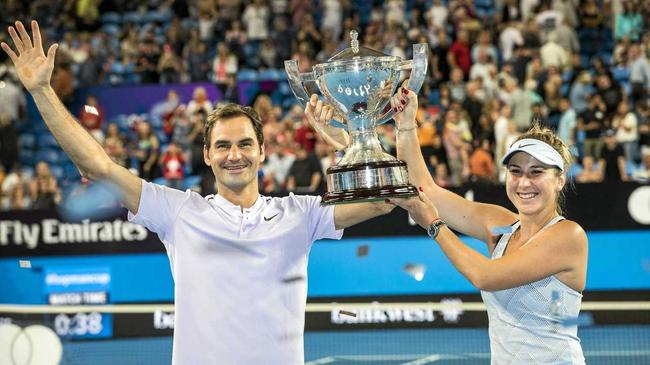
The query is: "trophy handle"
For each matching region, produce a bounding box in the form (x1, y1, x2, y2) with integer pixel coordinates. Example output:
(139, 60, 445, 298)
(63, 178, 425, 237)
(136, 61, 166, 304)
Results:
(284, 60, 348, 129)
(374, 43, 429, 125)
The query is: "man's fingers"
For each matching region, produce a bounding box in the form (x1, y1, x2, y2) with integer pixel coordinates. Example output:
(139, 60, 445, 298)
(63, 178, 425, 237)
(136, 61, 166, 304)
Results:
(309, 94, 318, 106)
(0, 42, 18, 63)
(8, 26, 24, 53)
(46, 43, 58, 66)
(31, 20, 43, 53)
(15, 21, 32, 50)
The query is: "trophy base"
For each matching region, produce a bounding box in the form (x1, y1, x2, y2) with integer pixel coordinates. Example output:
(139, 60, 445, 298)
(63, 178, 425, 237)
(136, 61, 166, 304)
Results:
(322, 160, 419, 205)
(322, 185, 418, 205)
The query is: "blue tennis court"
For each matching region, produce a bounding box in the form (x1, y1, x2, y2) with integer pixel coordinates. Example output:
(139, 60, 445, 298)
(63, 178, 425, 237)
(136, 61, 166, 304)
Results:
(59, 325, 650, 364)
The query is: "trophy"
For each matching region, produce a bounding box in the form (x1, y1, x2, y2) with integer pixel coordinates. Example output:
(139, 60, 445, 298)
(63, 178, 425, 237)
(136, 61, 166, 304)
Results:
(284, 31, 428, 204)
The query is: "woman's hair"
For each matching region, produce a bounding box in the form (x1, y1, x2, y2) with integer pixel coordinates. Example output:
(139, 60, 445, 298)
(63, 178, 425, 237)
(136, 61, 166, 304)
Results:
(513, 123, 573, 215)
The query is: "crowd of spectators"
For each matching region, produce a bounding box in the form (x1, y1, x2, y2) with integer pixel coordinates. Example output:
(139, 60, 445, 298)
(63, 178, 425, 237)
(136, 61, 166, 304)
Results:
(1, 0, 650, 211)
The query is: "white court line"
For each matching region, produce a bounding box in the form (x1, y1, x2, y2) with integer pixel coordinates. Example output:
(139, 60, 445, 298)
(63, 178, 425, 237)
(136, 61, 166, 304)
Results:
(306, 351, 650, 364)
(305, 357, 336, 365)
(399, 354, 443, 365)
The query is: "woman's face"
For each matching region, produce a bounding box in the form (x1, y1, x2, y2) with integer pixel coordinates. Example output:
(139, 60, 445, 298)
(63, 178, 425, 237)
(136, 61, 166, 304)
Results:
(505, 152, 565, 216)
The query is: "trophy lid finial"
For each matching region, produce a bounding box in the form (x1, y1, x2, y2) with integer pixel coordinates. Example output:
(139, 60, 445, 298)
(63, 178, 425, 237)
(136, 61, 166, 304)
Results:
(351, 30, 359, 54)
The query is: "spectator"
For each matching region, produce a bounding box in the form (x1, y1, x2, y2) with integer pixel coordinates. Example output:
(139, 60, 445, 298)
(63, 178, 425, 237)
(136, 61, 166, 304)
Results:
(569, 71, 594, 114)
(595, 74, 623, 117)
(183, 29, 210, 82)
(554, 18, 580, 55)
(612, 100, 639, 162)
(132, 120, 160, 181)
(540, 32, 570, 71)
(135, 40, 161, 84)
(615, 1, 643, 42)
(78, 95, 105, 142)
(557, 97, 577, 148)
(471, 32, 498, 65)
(432, 161, 451, 188)
(431, 29, 451, 85)
(29, 161, 62, 209)
(321, 0, 343, 41)
(425, 0, 449, 30)
(262, 142, 296, 193)
(258, 39, 278, 69)
(5, 180, 31, 210)
(575, 155, 601, 183)
(212, 42, 238, 94)
(598, 129, 629, 181)
(186, 86, 213, 117)
(442, 109, 470, 186)
(504, 77, 535, 132)
(104, 122, 127, 167)
(158, 44, 183, 84)
(469, 139, 496, 183)
(51, 62, 75, 105)
(578, 94, 607, 160)
(160, 142, 186, 190)
(448, 67, 467, 102)
(0, 71, 25, 173)
(448, 30, 472, 78)
(628, 44, 650, 106)
(242, 0, 270, 43)
(286, 143, 322, 193)
(499, 21, 524, 62)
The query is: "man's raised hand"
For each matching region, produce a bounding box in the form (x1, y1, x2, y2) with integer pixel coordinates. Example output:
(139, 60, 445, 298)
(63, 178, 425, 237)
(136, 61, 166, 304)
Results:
(1, 20, 58, 92)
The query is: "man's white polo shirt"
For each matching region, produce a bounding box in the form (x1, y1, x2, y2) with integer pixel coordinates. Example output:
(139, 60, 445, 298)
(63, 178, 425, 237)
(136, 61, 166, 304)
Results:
(128, 180, 343, 364)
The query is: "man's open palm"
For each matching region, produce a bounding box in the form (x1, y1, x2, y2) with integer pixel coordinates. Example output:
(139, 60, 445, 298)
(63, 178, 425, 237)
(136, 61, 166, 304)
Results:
(1, 20, 58, 92)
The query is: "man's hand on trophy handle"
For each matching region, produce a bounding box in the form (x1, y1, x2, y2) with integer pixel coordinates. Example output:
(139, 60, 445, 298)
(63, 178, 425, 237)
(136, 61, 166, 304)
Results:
(391, 87, 418, 131)
(305, 94, 349, 151)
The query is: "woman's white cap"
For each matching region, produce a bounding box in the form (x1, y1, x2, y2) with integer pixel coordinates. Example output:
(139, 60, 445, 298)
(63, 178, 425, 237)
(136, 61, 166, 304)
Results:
(501, 138, 564, 171)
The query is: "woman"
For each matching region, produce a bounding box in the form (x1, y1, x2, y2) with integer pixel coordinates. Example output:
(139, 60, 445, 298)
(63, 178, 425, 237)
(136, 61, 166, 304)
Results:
(390, 88, 587, 364)
(309, 88, 587, 363)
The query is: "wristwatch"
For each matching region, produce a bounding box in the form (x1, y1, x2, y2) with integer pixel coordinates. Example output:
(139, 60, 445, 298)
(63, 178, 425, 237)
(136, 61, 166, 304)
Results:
(426, 218, 446, 240)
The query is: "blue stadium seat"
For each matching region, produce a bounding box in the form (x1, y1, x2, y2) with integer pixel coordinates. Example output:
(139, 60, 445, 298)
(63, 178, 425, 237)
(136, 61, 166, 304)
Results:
(101, 24, 121, 37)
(258, 69, 285, 81)
(278, 81, 292, 96)
(35, 148, 62, 165)
(19, 134, 35, 149)
(237, 69, 258, 82)
(19, 150, 34, 167)
(101, 12, 122, 25)
(37, 134, 59, 148)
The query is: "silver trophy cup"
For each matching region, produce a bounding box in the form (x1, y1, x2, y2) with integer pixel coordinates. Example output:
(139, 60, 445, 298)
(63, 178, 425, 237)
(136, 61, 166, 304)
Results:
(285, 31, 428, 204)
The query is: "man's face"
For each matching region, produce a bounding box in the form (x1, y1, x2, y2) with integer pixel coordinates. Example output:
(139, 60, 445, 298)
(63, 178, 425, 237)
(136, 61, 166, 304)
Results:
(204, 116, 265, 192)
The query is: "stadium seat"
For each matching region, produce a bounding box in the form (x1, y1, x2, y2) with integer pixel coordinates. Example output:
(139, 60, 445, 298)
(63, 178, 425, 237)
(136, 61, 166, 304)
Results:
(101, 12, 122, 25)
(18, 134, 35, 150)
(258, 69, 285, 81)
(237, 69, 258, 82)
(35, 148, 62, 165)
(19, 150, 34, 167)
(37, 134, 59, 149)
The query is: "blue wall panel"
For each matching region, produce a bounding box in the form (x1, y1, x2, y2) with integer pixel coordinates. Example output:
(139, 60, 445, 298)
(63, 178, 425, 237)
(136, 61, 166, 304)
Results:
(1, 231, 649, 304)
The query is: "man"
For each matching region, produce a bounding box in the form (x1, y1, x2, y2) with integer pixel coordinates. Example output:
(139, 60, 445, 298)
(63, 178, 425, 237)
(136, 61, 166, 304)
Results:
(1, 21, 392, 364)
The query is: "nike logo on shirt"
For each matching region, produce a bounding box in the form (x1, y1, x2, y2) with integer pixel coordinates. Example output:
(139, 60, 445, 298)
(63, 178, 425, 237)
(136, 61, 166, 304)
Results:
(264, 213, 279, 221)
